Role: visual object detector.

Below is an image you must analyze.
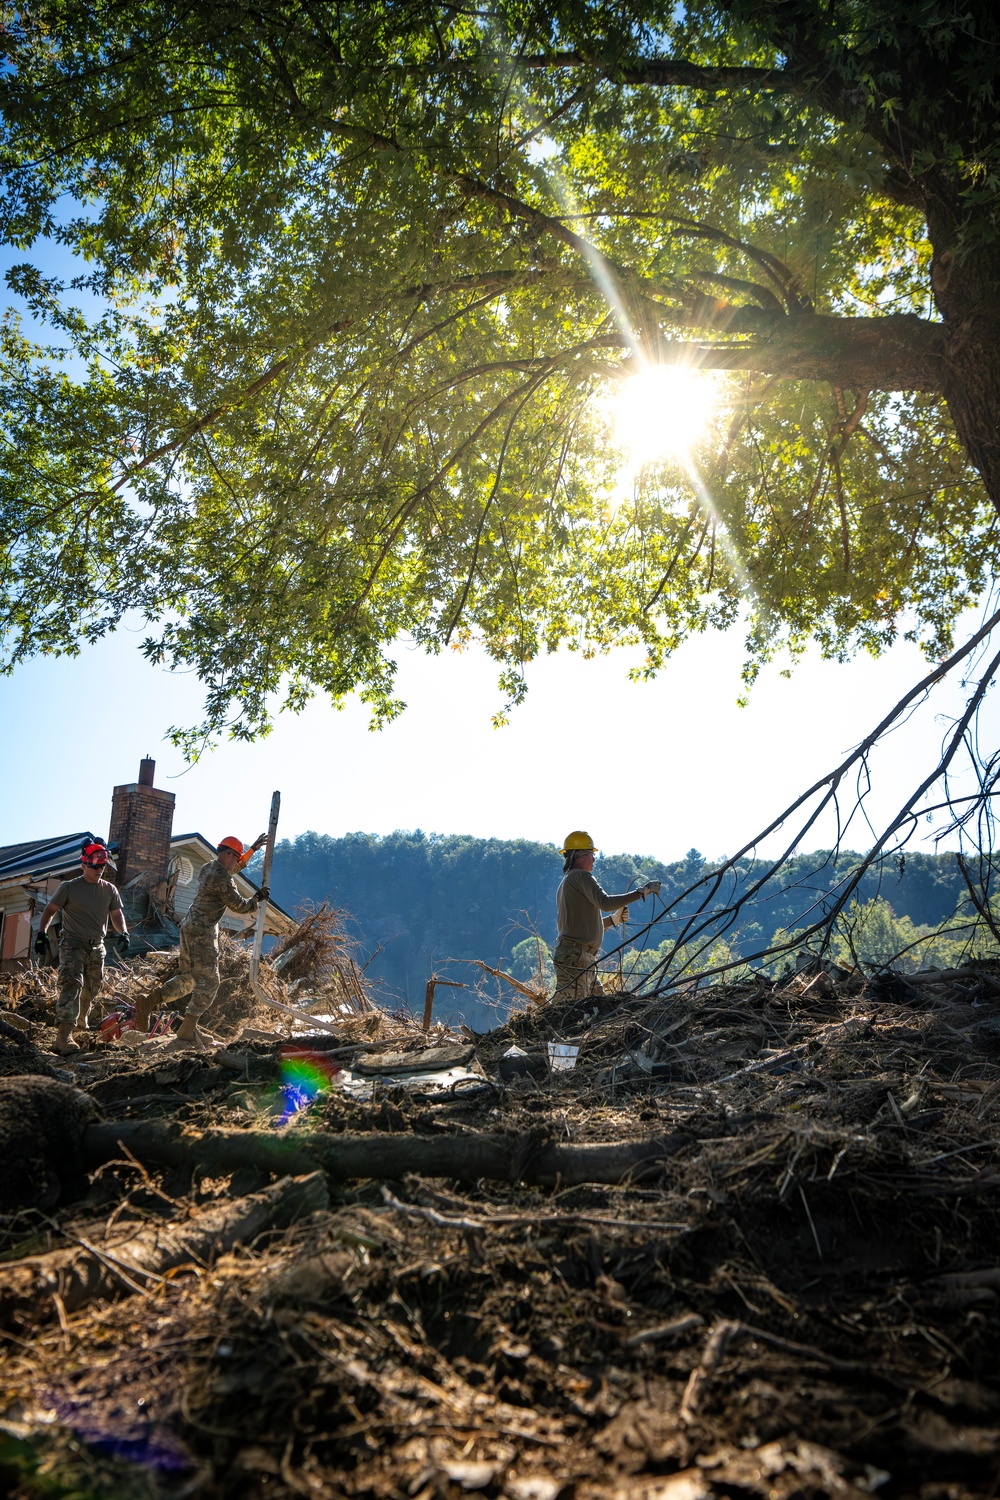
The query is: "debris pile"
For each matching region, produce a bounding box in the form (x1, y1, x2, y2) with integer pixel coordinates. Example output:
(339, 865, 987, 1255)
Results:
(3, 904, 375, 1045)
(3, 960, 1000, 1498)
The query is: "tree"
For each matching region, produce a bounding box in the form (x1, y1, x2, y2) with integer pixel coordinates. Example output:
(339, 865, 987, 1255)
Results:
(2, 1, 999, 744)
(770, 894, 1000, 975)
(509, 936, 555, 991)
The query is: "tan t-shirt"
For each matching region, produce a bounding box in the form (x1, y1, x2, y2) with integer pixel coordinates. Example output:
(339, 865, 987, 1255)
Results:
(51, 876, 123, 942)
(556, 869, 640, 946)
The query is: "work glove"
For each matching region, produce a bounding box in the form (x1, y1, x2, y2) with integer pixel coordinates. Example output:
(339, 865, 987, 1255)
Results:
(256, 885, 270, 904)
(114, 932, 130, 957)
(252, 833, 267, 851)
(644, 880, 661, 897)
(612, 906, 628, 927)
(34, 930, 48, 957)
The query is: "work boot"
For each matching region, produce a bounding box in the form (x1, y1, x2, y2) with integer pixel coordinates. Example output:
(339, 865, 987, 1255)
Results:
(168, 1014, 212, 1052)
(134, 985, 163, 1034)
(53, 1022, 81, 1056)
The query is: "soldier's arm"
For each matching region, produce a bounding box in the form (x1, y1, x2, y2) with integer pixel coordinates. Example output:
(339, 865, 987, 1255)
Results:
(39, 883, 69, 932)
(224, 874, 259, 915)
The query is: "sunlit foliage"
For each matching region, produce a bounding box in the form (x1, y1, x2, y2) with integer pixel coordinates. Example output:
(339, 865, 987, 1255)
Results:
(0, 1, 997, 742)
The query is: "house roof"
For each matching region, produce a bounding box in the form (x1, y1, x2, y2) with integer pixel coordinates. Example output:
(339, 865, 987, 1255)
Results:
(0, 832, 101, 882)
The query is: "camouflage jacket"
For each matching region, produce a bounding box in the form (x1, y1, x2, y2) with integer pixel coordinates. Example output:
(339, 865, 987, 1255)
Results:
(184, 859, 258, 931)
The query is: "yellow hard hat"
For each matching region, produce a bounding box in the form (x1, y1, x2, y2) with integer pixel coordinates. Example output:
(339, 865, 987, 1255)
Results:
(560, 829, 597, 856)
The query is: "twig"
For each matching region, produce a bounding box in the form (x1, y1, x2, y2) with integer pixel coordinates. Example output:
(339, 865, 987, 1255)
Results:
(380, 1189, 687, 1234)
(625, 1313, 704, 1348)
(679, 1318, 741, 1422)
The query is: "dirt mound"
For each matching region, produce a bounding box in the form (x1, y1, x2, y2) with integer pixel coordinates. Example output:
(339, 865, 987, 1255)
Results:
(3, 965, 1000, 1497)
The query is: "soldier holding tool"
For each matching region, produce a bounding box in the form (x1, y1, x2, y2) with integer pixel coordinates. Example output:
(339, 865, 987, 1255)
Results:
(553, 831, 660, 1001)
(139, 834, 268, 1049)
(35, 841, 130, 1055)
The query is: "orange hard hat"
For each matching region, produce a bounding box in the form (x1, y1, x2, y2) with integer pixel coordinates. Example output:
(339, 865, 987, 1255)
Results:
(217, 836, 245, 857)
(81, 841, 110, 867)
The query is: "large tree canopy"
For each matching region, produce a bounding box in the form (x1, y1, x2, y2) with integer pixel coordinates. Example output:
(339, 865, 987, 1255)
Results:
(1, 0, 998, 745)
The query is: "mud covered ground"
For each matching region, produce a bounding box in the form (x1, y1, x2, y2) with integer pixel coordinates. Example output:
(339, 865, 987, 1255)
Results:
(3, 964, 1000, 1499)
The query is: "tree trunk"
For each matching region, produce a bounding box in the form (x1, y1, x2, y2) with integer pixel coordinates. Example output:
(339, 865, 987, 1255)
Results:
(927, 206, 1000, 514)
(940, 318, 1000, 512)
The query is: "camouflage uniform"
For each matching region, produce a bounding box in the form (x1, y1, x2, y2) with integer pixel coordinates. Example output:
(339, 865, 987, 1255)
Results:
(551, 938, 605, 1002)
(56, 936, 106, 1025)
(160, 859, 258, 1022)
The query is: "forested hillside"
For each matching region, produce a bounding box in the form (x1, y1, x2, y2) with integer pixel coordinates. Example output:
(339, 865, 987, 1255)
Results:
(264, 832, 977, 1021)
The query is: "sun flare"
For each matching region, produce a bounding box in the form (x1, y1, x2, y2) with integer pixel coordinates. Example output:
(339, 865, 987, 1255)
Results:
(608, 364, 718, 470)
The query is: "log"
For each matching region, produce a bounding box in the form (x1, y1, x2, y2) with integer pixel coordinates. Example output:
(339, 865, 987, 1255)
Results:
(0, 1171, 328, 1329)
(82, 1121, 685, 1188)
(901, 965, 1000, 988)
(83, 1119, 318, 1178)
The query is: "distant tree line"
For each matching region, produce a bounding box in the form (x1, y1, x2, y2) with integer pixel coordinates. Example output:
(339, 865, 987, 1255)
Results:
(263, 832, 992, 1026)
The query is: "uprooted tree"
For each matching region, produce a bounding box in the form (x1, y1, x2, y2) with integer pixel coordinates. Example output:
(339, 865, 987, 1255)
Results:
(1, 1, 999, 745)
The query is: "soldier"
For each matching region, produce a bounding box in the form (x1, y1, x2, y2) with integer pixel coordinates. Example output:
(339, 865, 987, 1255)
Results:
(35, 841, 130, 1055)
(146, 834, 268, 1049)
(553, 831, 660, 1001)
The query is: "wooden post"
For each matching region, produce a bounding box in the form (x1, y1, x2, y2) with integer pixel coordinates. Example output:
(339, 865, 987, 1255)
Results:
(250, 791, 281, 984)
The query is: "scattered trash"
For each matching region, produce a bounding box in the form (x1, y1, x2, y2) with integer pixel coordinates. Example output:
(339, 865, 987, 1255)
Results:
(547, 1041, 579, 1071)
(498, 1043, 546, 1081)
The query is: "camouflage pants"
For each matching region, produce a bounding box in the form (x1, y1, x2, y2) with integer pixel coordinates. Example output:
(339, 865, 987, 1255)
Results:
(551, 939, 604, 1002)
(57, 935, 105, 1026)
(160, 921, 219, 1020)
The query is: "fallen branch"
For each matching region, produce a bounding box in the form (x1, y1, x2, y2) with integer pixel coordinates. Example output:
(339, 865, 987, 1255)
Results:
(895, 964, 1000, 990)
(0, 1172, 327, 1330)
(472, 960, 546, 1005)
(82, 1119, 685, 1188)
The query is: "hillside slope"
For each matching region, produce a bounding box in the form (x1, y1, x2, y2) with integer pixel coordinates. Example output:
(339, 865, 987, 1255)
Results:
(264, 833, 973, 1017)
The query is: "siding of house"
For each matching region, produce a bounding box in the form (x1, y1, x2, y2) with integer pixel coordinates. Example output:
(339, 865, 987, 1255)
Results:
(0, 908, 31, 965)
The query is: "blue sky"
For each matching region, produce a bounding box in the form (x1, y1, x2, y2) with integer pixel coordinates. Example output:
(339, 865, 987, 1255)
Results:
(1, 611, 992, 864)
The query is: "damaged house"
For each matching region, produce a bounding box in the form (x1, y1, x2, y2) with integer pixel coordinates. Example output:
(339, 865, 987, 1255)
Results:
(0, 758, 295, 972)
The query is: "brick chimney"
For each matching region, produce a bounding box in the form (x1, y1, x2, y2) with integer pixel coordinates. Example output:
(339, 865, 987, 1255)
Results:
(108, 758, 176, 888)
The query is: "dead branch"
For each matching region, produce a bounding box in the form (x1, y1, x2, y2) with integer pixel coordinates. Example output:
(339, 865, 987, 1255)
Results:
(955, 854, 1000, 948)
(473, 959, 546, 1004)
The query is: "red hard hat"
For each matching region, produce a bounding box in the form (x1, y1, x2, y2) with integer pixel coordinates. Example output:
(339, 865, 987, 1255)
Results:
(81, 841, 110, 867)
(217, 836, 245, 857)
